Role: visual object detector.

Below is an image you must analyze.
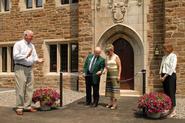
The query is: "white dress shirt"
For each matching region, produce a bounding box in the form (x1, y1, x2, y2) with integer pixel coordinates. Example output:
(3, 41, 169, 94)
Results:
(13, 39, 38, 66)
(159, 52, 177, 76)
(88, 55, 97, 72)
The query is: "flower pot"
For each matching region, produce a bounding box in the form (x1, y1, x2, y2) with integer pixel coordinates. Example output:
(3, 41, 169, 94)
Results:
(40, 101, 51, 111)
(146, 112, 161, 119)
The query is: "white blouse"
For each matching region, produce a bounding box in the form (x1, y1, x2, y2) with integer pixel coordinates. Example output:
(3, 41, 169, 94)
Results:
(159, 52, 177, 76)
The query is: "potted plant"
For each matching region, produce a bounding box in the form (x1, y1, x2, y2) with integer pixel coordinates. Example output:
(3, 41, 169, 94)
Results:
(137, 92, 172, 119)
(32, 88, 60, 111)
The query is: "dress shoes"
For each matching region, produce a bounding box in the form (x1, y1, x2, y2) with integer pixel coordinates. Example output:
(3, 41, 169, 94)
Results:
(85, 102, 92, 107)
(91, 103, 98, 107)
(85, 102, 91, 105)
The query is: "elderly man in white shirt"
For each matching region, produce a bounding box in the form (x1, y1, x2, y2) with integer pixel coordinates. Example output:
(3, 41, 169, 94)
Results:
(159, 43, 177, 118)
(13, 30, 43, 115)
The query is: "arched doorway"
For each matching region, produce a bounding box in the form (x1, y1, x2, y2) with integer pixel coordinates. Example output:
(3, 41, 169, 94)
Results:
(113, 38, 134, 90)
(98, 24, 144, 94)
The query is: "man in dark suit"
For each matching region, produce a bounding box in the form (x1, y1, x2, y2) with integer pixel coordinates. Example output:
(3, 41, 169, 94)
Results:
(83, 47, 105, 107)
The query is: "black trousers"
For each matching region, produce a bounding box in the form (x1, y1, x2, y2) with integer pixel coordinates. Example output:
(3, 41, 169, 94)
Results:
(162, 73, 176, 107)
(85, 73, 100, 105)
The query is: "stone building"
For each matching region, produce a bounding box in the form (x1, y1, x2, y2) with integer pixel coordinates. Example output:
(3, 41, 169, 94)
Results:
(0, 0, 185, 96)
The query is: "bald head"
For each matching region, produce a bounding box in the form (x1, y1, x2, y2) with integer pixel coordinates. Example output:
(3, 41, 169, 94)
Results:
(24, 30, 33, 43)
(94, 47, 102, 57)
(24, 30, 33, 36)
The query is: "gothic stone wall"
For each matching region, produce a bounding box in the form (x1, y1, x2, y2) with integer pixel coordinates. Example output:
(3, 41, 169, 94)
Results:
(148, 0, 185, 96)
(0, 0, 93, 90)
(164, 0, 185, 95)
(147, 0, 165, 92)
(78, 0, 94, 91)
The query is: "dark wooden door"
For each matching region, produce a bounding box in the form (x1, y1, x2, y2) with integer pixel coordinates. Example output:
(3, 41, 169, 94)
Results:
(113, 38, 134, 90)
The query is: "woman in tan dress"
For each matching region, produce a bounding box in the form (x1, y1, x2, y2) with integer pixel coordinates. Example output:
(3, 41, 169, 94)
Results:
(104, 44, 121, 109)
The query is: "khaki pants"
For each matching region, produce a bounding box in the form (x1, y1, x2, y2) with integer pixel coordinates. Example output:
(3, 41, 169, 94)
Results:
(14, 65, 33, 109)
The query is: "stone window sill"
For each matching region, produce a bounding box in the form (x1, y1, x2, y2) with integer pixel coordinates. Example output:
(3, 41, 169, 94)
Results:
(20, 7, 44, 12)
(45, 72, 79, 77)
(0, 72, 14, 77)
(0, 11, 10, 14)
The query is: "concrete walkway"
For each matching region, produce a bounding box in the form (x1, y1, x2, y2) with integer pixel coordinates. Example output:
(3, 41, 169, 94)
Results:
(0, 88, 85, 107)
(0, 97, 185, 123)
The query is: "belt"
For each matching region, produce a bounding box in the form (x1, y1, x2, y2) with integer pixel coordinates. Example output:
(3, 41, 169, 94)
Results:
(15, 63, 32, 68)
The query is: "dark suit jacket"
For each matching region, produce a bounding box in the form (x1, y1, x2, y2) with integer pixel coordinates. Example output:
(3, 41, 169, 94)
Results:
(83, 54, 105, 84)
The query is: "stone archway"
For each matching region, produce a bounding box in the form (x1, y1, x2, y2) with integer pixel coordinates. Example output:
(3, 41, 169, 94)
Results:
(98, 24, 144, 95)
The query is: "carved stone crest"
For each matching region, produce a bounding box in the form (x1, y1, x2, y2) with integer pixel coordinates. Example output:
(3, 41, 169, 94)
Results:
(109, 0, 129, 23)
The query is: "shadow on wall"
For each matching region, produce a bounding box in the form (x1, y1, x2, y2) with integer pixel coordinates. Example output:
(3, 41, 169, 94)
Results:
(149, 0, 165, 91)
(69, 2, 79, 39)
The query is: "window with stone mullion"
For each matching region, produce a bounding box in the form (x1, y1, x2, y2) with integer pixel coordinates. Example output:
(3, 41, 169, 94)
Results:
(49, 45, 57, 72)
(26, 0, 33, 9)
(0, 46, 14, 73)
(61, 0, 69, 4)
(61, 0, 78, 4)
(70, 43, 78, 72)
(36, 0, 43, 7)
(72, 0, 78, 3)
(4, 0, 10, 11)
(10, 47, 14, 72)
(60, 44, 68, 72)
(2, 47, 7, 72)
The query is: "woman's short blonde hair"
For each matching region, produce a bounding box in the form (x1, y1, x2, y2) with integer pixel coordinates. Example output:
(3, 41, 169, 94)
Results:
(105, 44, 114, 52)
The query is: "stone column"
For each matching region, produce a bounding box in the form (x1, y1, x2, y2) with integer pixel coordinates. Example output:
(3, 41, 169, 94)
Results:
(164, 0, 185, 95)
(78, 0, 94, 91)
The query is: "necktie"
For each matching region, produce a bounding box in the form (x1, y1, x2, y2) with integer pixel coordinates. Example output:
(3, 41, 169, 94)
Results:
(89, 56, 97, 73)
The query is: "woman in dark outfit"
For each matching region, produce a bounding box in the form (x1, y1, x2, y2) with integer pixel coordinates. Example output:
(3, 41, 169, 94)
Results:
(159, 44, 177, 118)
